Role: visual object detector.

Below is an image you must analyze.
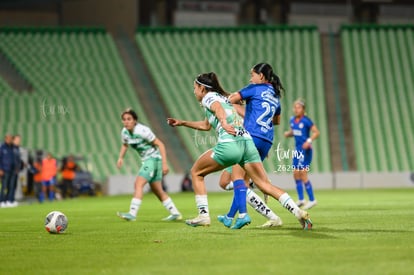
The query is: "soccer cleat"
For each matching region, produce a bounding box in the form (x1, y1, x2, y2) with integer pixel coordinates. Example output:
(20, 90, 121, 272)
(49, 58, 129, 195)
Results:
(117, 212, 136, 221)
(297, 210, 312, 230)
(303, 200, 317, 210)
(231, 214, 251, 229)
(162, 214, 183, 221)
(217, 215, 233, 228)
(296, 200, 306, 208)
(257, 217, 283, 228)
(185, 215, 211, 227)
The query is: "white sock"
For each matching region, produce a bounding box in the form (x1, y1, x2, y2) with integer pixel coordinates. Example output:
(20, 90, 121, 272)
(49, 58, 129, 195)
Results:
(195, 195, 209, 216)
(247, 188, 279, 220)
(162, 197, 180, 215)
(278, 193, 301, 219)
(129, 198, 142, 217)
(225, 181, 234, 190)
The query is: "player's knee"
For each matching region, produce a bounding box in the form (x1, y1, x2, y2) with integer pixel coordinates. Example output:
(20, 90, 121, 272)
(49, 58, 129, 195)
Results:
(301, 172, 308, 182)
(190, 166, 197, 177)
(190, 166, 205, 180)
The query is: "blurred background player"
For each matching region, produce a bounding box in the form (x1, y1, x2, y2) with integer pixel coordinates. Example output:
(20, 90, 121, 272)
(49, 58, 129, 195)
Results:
(40, 152, 57, 202)
(60, 155, 79, 198)
(180, 171, 193, 192)
(168, 72, 312, 230)
(0, 134, 17, 208)
(116, 108, 182, 222)
(8, 134, 23, 207)
(284, 98, 320, 210)
(218, 63, 284, 228)
(32, 155, 43, 202)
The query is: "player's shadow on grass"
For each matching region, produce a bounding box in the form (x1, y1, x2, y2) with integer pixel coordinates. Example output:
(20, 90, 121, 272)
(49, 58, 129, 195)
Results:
(284, 226, 412, 239)
(250, 227, 340, 239)
(314, 227, 411, 234)
(249, 225, 410, 239)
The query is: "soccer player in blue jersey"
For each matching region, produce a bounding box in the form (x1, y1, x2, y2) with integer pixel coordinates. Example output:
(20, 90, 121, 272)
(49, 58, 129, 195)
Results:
(284, 98, 320, 210)
(217, 63, 285, 228)
(168, 72, 312, 230)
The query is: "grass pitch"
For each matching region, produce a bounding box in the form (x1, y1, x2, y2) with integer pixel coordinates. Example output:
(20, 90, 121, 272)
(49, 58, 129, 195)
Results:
(1, 188, 413, 275)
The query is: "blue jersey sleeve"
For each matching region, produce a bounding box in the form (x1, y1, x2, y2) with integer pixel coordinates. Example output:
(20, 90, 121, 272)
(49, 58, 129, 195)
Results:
(239, 84, 257, 100)
(275, 103, 281, 116)
(304, 116, 314, 129)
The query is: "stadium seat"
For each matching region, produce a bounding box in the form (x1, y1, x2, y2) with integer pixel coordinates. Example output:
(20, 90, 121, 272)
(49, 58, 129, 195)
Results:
(0, 28, 154, 181)
(341, 25, 414, 172)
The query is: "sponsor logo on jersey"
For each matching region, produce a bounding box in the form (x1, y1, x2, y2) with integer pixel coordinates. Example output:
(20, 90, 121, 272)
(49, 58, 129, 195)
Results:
(293, 129, 302, 136)
(204, 95, 216, 106)
(128, 138, 142, 144)
(261, 90, 279, 106)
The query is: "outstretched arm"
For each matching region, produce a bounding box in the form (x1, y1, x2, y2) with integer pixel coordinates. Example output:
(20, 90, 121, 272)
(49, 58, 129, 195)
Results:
(167, 118, 211, 131)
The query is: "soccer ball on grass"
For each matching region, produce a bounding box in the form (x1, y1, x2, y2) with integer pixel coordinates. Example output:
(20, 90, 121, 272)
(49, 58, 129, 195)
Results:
(44, 211, 68, 234)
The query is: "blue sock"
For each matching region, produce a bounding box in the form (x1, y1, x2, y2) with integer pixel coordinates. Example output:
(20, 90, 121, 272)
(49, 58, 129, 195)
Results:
(234, 179, 247, 214)
(295, 179, 304, 200)
(227, 194, 238, 218)
(48, 190, 55, 201)
(39, 192, 45, 203)
(304, 181, 315, 201)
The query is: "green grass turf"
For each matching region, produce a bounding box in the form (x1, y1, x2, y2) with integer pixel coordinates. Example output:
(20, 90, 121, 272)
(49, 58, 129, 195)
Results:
(1, 188, 413, 275)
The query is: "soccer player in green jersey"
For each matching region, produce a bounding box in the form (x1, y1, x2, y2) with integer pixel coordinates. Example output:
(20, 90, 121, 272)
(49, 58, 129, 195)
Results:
(167, 72, 312, 230)
(117, 108, 182, 222)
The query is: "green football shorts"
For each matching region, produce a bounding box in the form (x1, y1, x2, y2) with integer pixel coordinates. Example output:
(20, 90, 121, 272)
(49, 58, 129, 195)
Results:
(138, 157, 163, 184)
(211, 139, 261, 168)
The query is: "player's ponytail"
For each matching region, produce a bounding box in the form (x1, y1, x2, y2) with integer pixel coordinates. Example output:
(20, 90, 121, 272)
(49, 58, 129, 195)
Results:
(196, 72, 230, 97)
(252, 63, 284, 98)
(270, 72, 284, 98)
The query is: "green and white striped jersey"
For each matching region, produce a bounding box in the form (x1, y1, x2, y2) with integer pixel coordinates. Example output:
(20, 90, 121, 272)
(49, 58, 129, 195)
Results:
(121, 123, 161, 160)
(202, 92, 251, 143)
